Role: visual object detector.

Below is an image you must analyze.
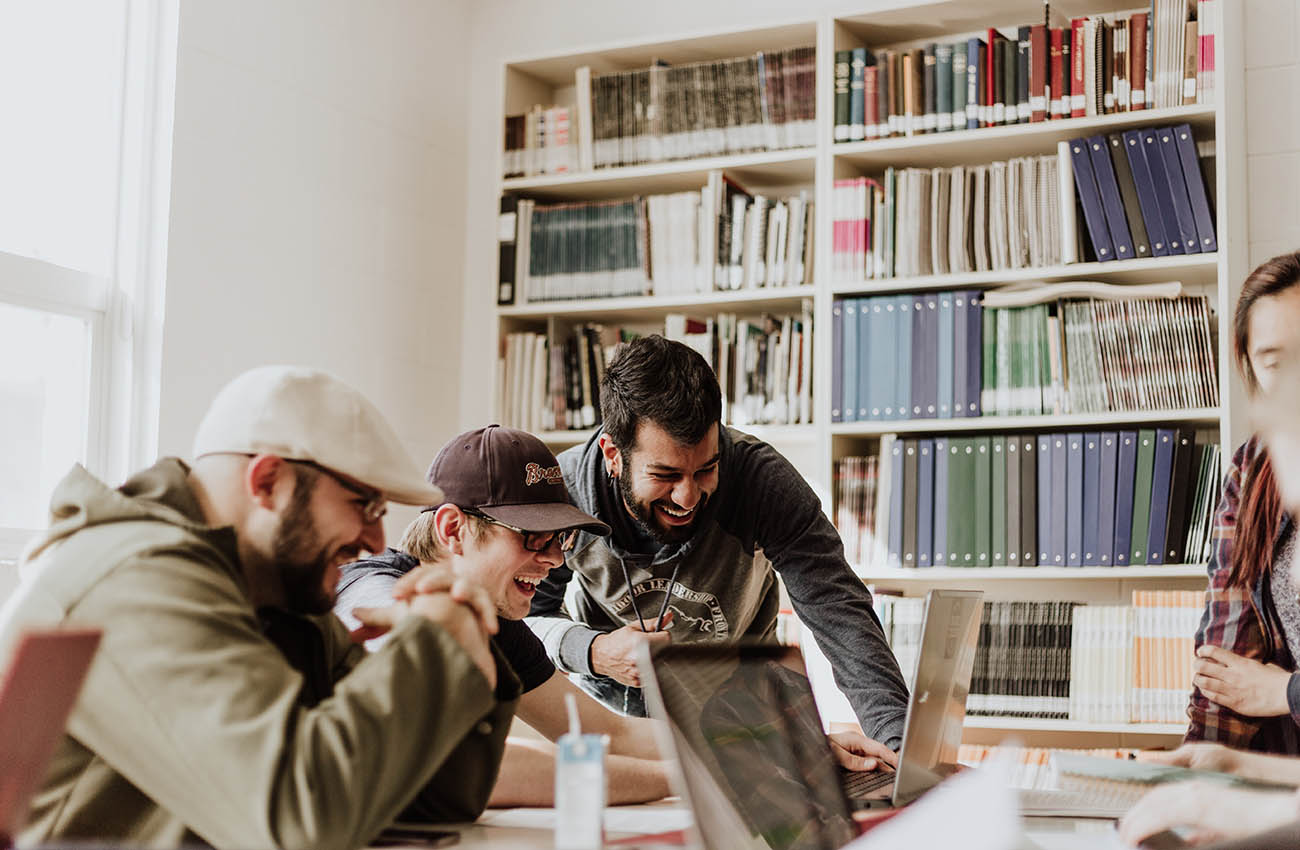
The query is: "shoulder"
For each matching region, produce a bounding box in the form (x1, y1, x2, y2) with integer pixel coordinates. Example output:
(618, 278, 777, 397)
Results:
(336, 548, 417, 596)
(720, 428, 816, 508)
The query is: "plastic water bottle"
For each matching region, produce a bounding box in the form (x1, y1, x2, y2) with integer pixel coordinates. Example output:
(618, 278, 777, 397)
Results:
(554, 693, 606, 849)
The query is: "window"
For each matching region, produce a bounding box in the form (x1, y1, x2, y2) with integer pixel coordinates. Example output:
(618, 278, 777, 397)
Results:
(0, 1, 177, 560)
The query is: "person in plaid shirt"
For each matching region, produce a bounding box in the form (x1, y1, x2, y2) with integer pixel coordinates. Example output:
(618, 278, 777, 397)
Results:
(1187, 252, 1300, 754)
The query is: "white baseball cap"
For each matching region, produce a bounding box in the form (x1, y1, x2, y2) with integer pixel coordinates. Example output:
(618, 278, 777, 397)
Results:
(192, 365, 442, 506)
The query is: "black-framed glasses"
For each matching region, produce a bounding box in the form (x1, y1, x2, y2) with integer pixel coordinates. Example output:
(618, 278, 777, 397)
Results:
(289, 460, 387, 523)
(466, 510, 577, 553)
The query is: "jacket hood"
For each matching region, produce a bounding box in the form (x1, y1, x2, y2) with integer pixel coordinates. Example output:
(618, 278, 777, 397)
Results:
(24, 458, 233, 563)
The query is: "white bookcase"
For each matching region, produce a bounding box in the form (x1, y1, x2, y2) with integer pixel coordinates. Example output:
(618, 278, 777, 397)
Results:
(487, 0, 1247, 749)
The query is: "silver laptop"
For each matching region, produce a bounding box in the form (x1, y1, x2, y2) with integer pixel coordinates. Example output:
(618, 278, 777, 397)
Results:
(638, 589, 983, 850)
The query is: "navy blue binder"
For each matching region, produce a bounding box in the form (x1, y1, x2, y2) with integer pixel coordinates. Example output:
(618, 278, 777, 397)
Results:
(1145, 428, 1177, 566)
(1051, 433, 1067, 566)
(933, 436, 950, 566)
(1172, 123, 1217, 253)
(1142, 129, 1188, 254)
(953, 291, 969, 418)
(1067, 433, 1084, 566)
(917, 438, 935, 567)
(1097, 431, 1118, 566)
(1069, 137, 1116, 261)
(894, 295, 913, 420)
(831, 299, 844, 422)
(1157, 127, 1202, 255)
(965, 291, 982, 416)
(888, 437, 905, 565)
(1121, 129, 1171, 257)
(1086, 134, 1136, 261)
(1037, 434, 1053, 565)
(857, 295, 872, 420)
(842, 299, 859, 423)
(1082, 432, 1101, 565)
(902, 439, 919, 566)
(966, 38, 983, 129)
(1113, 431, 1138, 566)
(938, 292, 955, 418)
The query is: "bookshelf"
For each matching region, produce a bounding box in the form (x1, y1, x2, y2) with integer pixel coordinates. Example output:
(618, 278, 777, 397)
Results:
(487, 2, 1246, 749)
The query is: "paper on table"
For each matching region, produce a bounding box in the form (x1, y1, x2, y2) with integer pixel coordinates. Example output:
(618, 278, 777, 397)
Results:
(477, 807, 693, 835)
(846, 762, 1021, 850)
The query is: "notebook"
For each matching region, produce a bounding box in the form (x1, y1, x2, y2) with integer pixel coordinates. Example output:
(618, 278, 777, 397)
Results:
(637, 589, 983, 850)
(0, 628, 101, 848)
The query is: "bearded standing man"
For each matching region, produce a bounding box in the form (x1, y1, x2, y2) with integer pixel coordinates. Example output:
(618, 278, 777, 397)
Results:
(526, 335, 910, 757)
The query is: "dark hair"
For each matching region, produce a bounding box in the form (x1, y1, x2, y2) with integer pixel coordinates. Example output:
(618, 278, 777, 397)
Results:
(1229, 251, 1300, 588)
(599, 335, 722, 452)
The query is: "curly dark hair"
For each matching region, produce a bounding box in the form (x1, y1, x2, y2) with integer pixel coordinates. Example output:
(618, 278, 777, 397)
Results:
(599, 335, 722, 452)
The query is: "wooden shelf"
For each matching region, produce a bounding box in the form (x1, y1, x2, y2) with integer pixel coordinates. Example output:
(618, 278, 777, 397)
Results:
(858, 565, 1207, 580)
(832, 105, 1215, 171)
(830, 253, 1218, 295)
(502, 148, 816, 200)
(964, 716, 1187, 736)
(499, 285, 815, 321)
(831, 408, 1221, 438)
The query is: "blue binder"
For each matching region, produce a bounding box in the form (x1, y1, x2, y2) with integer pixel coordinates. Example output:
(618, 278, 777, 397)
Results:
(1156, 127, 1202, 255)
(1120, 129, 1171, 257)
(894, 295, 913, 420)
(1051, 433, 1068, 567)
(1069, 137, 1116, 261)
(938, 292, 955, 418)
(1145, 428, 1177, 566)
(867, 298, 889, 419)
(1085, 134, 1136, 261)
(857, 295, 872, 420)
(966, 38, 983, 129)
(1097, 432, 1118, 566)
(1113, 431, 1138, 566)
(953, 291, 969, 418)
(1037, 434, 1053, 565)
(842, 299, 859, 423)
(888, 437, 905, 565)
(1142, 129, 1188, 254)
(917, 438, 935, 567)
(933, 436, 950, 566)
(1172, 123, 1217, 253)
(831, 299, 844, 422)
(922, 295, 940, 418)
(1082, 432, 1101, 565)
(966, 291, 982, 416)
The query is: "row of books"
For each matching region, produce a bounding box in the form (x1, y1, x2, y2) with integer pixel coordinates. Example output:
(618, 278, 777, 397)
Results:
(1070, 594, 1201, 724)
(831, 154, 1066, 282)
(877, 593, 1198, 723)
(830, 290, 1218, 423)
(497, 178, 814, 304)
(830, 123, 1214, 284)
(498, 309, 814, 432)
(503, 47, 816, 178)
(832, 5, 1216, 142)
(835, 428, 1221, 569)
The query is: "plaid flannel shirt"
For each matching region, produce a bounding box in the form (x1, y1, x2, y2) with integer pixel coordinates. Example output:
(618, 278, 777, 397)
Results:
(1186, 436, 1300, 753)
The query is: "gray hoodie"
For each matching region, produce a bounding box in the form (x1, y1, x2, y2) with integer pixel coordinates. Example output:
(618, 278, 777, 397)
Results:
(526, 427, 909, 748)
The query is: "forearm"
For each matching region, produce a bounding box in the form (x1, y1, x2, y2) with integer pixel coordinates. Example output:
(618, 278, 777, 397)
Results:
(604, 715, 663, 760)
(525, 614, 601, 676)
(1232, 750, 1300, 786)
(488, 739, 671, 807)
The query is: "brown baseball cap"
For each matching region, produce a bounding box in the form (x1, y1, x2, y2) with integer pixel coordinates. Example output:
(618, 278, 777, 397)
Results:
(426, 425, 610, 535)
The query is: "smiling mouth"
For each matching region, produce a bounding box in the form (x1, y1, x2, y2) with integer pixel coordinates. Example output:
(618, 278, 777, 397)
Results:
(656, 503, 695, 524)
(513, 575, 543, 594)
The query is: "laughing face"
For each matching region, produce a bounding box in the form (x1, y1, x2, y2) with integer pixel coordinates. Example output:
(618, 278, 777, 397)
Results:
(606, 421, 720, 545)
(456, 514, 566, 620)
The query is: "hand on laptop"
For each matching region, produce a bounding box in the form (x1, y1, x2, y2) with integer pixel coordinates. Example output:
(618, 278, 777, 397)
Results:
(1118, 782, 1300, 847)
(591, 612, 674, 687)
(828, 729, 898, 772)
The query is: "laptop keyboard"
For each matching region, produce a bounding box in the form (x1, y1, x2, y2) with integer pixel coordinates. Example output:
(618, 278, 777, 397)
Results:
(841, 768, 895, 798)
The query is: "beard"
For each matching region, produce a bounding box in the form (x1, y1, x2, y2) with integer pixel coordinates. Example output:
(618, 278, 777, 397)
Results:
(270, 473, 336, 615)
(617, 465, 705, 546)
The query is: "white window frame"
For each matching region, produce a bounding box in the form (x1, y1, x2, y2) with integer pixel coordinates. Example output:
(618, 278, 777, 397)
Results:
(0, 0, 178, 562)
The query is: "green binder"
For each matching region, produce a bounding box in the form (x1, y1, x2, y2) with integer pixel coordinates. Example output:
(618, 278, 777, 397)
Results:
(1130, 429, 1157, 565)
(948, 437, 976, 566)
(974, 436, 992, 566)
(991, 436, 1007, 566)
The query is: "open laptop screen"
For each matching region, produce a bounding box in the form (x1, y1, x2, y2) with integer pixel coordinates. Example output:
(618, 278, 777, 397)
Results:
(645, 643, 858, 850)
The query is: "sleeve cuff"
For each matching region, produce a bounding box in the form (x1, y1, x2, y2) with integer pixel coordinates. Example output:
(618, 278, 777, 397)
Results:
(558, 624, 602, 677)
(1288, 672, 1300, 724)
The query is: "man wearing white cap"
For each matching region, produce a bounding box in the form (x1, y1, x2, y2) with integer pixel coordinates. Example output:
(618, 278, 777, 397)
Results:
(0, 366, 516, 850)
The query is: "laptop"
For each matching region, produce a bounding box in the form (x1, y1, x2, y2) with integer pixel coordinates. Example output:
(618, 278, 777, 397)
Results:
(0, 628, 102, 848)
(637, 589, 983, 850)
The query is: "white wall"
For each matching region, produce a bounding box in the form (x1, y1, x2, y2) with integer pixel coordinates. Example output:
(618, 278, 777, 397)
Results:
(459, 0, 1300, 431)
(160, 0, 470, 537)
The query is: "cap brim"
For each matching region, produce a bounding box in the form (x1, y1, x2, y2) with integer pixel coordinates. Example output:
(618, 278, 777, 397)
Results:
(480, 502, 610, 536)
(384, 481, 445, 507)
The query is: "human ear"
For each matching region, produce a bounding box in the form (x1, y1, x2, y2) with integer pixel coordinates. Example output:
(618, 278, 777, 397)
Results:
(245, 455, 290, 511)
(433, 504, 469, 555)
(597, 432, 622, 478)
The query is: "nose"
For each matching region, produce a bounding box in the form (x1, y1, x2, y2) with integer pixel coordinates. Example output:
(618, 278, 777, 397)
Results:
(360, 515, 386, 556)
(535, 538, 564, 568)
(671, 478, 701, 511)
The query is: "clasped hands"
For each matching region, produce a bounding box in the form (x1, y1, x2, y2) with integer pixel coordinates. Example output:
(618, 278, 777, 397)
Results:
(350, 563, 499, 689)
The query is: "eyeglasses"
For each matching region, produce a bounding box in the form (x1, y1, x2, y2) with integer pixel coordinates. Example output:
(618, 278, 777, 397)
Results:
(289, 460, 387, 524)
(466, 510, 578, 553)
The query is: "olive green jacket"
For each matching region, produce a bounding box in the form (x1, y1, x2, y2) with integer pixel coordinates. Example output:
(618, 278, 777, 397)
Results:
(1, 459, 519, 850)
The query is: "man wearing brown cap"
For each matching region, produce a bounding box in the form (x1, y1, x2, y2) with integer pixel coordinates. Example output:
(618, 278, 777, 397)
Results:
(336, 425, 675, 806)
(0, 366, 515, 850)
